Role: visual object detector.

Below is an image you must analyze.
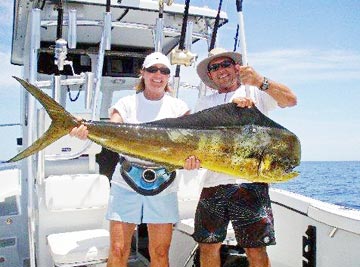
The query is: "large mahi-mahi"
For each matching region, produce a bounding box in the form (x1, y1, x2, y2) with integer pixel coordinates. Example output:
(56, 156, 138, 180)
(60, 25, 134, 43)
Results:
(7, 77, 301, 183)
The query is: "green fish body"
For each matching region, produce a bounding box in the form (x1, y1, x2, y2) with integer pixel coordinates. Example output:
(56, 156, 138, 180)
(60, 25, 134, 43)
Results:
(8, 77, 301, 183)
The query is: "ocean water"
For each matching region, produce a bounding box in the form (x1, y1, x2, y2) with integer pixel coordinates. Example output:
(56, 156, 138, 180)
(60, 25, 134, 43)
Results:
(272, 161, 360, 210)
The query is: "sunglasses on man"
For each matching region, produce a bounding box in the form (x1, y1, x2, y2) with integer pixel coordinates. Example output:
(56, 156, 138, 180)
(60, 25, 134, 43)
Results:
(145, 66, 171, 75)
(207, 60, 235, 73)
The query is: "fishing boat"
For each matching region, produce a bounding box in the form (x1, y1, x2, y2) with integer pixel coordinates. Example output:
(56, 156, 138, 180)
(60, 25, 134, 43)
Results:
(1, 0, 359, 266)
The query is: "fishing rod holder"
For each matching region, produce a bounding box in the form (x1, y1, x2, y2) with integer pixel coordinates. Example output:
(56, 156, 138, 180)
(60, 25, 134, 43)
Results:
(154, 18, 164, 52)
(33, 72, 93, 109)
(68, 9, 77, 49)
(158, 0, 174, 7)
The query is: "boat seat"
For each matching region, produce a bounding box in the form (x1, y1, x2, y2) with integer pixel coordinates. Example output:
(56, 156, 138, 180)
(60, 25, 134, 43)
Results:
(44, 174, 110, 211)
(45, 174, 110, 267)
(47, 229, 109, 267)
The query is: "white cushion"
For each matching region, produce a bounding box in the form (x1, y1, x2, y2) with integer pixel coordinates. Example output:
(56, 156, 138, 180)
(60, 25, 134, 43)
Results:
(47, 229, 109, 265)
(45, 174, 110, 211)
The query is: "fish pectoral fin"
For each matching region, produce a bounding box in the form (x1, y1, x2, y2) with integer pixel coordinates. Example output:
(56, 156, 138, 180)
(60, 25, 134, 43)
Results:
(161, 163, 178, 174)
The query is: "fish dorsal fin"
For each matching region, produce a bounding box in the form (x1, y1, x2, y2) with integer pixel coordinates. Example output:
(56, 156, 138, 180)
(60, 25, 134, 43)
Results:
(146, 103, 285, 130)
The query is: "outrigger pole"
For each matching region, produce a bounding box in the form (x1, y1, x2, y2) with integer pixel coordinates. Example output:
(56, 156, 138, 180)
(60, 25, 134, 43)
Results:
(236, 0, 250, 97)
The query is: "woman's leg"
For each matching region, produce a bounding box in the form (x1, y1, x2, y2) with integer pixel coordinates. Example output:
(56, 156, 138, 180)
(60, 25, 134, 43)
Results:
(147, 223, 173, 267)
(107, 220, 136, 267)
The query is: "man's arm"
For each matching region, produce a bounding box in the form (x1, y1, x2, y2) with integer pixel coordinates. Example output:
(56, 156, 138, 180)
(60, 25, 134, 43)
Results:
(259, 78, 297, 108)
(237, 65, 297, 108)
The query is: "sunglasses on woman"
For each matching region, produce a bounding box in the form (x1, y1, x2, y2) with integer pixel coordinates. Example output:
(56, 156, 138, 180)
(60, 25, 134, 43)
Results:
(145, 66, 171, 75)
(207, 60, 235, 72)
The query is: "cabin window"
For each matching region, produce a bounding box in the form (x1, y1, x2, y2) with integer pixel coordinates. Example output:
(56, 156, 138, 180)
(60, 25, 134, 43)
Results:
(103, 56, 142, 77)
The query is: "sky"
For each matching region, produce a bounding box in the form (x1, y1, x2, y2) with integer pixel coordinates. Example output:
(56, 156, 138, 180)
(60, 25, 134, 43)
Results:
(0, 0, 360, 161)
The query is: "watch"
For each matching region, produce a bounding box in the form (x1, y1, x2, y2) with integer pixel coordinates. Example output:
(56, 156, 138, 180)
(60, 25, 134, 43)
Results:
(259, 77, 270, 91)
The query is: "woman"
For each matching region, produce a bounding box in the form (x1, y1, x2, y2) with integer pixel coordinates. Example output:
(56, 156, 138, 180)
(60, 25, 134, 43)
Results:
(70, 52, 197, 267)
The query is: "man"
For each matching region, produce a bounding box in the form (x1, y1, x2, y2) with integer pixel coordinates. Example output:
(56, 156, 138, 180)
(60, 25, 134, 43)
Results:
(184, 47, 297, 267)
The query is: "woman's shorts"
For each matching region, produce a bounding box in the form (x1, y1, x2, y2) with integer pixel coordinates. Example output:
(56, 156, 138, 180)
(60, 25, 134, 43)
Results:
(192, 183, 276, 248)
(106, 183, 179, 224)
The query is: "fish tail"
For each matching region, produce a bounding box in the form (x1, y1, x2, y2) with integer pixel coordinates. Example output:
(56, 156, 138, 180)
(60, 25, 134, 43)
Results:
(6, 77, 79, 162)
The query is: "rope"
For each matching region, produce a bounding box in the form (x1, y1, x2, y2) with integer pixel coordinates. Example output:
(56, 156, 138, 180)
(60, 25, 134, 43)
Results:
(67, 84, 83, 102)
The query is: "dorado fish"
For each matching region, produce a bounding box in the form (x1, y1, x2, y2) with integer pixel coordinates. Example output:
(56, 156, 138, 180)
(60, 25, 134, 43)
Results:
(7, 77, 301, 183)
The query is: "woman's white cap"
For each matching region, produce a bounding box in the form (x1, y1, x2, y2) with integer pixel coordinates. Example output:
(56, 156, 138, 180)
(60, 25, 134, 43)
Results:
(142, 52, 171, 69)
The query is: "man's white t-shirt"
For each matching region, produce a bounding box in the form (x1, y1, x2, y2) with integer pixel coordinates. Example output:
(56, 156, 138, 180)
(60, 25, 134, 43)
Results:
(109, 91, 189, 194)
(194, 85, 278, 188)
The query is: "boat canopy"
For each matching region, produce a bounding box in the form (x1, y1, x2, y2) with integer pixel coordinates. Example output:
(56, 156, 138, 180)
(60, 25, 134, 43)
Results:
(11, 0, 228, 65)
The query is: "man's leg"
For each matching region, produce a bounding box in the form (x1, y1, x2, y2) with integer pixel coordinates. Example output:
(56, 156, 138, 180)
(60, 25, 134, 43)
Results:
(229, 183, 275, 267)
(192, 186, 231, 267)
(147, 223, 173, 267)
(107, 220, 136, 267)
(199, 242, 222, 267)
(245, 247, 271, 267)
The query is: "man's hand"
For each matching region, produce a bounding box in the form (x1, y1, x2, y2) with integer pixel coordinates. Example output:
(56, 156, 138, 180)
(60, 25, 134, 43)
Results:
(232, 97, 255, 108)
(184, 155, 201, 170)
(236, 65, 263, 88)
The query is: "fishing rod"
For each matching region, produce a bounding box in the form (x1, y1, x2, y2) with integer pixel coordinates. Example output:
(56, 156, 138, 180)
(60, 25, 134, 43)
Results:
(171, 0, 192, 97)
(54, 0, 67, 73)
(155, 1, 175, 52)
(170, 0, 195, 67)
(56, 0, 64, 40)
(233, 24, 239, 52)
(236, 0, 250, 97)
(175, 0, 190, 72)
(209, 0, 223, 51)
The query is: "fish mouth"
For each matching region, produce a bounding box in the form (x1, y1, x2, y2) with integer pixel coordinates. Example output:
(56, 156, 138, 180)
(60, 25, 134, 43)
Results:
(257, 149, 296, 177)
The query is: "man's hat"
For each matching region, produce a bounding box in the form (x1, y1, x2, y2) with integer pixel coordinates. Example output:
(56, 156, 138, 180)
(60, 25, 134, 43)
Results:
(196, 47, 242, 89)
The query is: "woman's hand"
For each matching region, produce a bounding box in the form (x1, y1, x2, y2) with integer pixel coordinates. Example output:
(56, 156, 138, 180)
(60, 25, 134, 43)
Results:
(69, 118, 89, 140)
